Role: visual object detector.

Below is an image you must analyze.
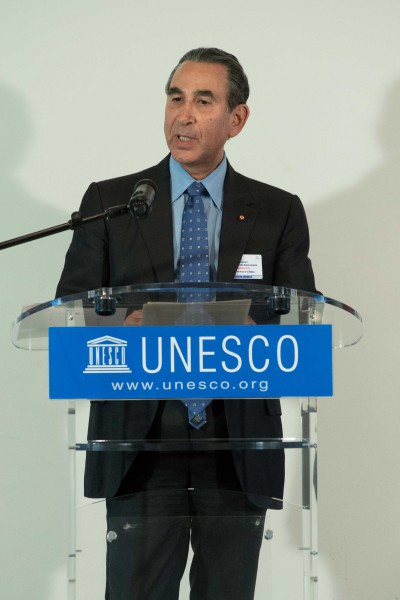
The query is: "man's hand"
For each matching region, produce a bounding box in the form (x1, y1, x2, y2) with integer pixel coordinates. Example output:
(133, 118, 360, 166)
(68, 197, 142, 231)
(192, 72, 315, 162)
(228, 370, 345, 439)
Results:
(124, 309, 143, 326)
(245, 315, 256, 325)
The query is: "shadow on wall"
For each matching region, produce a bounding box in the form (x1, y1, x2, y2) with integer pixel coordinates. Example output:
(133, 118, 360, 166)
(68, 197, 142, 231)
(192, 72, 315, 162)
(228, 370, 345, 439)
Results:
(0, 82, 71, 600)
(306, 78, 400, 598)
(0, 80, 69, 290)
(309, 77, 400, 306)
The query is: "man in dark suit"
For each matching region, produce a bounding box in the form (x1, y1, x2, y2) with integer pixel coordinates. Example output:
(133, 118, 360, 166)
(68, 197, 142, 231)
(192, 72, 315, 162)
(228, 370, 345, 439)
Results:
(56, 48, 317, 600)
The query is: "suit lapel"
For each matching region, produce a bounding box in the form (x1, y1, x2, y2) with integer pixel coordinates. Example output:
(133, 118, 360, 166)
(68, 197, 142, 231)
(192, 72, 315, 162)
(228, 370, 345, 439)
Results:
(135, 157, 175, 282)
(217, 165, 258, 282)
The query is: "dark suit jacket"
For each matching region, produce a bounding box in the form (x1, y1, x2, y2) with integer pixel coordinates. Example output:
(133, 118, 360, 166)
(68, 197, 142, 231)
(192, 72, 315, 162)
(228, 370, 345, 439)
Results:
(56, 155, 317, 508)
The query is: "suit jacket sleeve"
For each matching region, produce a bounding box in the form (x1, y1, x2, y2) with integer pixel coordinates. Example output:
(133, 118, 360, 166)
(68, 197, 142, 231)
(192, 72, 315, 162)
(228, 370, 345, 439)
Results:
(56, 182, 110, 297)
(56, 157, 174, 299)
(271, 193, 317, 293)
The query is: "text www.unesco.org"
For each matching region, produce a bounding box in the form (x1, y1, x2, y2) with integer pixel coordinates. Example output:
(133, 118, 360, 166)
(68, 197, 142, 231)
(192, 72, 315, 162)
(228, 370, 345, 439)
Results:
(111, 379, 269, 393)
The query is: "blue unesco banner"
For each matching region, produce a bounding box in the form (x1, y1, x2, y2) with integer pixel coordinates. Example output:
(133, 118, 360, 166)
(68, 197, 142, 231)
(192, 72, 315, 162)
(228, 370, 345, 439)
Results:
(49, 324, 333, 399)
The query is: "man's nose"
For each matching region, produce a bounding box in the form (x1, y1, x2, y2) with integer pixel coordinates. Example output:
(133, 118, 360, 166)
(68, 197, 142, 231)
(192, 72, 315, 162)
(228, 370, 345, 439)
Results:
(177, 102, 196, 125)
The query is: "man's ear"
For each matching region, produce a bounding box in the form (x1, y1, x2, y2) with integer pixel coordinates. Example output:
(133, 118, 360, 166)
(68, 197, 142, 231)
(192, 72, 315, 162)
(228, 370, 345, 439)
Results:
(229, 104, 250, 139)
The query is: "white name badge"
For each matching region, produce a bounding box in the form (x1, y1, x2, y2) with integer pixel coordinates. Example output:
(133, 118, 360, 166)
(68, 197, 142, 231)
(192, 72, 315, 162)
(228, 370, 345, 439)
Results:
(234, 254, 263, 279)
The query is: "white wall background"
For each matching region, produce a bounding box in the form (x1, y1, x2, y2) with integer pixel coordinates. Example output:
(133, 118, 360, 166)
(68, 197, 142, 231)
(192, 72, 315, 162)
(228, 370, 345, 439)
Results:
(1, 1, 399, 598)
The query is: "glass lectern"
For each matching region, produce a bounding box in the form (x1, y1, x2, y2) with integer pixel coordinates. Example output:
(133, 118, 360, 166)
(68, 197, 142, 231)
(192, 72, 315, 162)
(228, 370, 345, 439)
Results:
(12, 283, 363, 600)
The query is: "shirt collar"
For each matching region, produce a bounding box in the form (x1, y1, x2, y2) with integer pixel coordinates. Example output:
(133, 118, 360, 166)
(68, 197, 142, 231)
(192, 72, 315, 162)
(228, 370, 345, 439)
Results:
(169, 155, 227, 210)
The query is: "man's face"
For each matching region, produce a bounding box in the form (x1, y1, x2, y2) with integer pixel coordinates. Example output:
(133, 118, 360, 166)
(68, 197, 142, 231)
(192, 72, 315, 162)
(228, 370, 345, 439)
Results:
(164, 61, 248, 180)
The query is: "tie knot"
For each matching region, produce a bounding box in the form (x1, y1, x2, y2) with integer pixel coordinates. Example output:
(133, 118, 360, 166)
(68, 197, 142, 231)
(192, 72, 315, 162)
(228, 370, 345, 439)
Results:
(186, 181, 207, 197)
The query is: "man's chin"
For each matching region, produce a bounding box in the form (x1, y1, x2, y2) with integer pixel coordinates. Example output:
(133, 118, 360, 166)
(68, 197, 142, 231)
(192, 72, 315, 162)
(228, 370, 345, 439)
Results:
(168, 148, 220, 179)
(170, 147, 197, 164)
(169, 149, 198, 171)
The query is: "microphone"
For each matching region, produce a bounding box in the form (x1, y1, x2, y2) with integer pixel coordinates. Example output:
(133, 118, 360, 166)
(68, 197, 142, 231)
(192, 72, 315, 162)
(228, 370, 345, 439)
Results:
(129, 179, 158, 219)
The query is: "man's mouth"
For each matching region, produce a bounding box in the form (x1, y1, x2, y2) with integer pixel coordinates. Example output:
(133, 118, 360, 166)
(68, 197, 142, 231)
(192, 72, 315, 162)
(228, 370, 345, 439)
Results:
(177, 135, 192, 142)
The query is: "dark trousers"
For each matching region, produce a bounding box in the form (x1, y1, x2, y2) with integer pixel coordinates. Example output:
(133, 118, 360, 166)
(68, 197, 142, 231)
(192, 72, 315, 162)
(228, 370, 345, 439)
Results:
(105, 401, 266, 600)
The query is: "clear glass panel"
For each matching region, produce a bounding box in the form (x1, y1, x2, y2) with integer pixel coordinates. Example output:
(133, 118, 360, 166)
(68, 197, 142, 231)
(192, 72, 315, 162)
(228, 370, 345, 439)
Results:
(73, 456, 318, 600)
(11, 283, 362, 351)
(70, 397, 318, 600)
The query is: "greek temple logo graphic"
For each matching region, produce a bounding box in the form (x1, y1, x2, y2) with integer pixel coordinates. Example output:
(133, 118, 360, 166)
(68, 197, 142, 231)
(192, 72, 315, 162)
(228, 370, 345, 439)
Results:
(83, 335, 132, 374)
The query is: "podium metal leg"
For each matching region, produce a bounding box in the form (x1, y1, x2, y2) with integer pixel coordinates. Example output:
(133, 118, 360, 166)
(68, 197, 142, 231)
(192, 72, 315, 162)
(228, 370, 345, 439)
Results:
(302, 397, 318, 600)
(68, 400, 76, 600)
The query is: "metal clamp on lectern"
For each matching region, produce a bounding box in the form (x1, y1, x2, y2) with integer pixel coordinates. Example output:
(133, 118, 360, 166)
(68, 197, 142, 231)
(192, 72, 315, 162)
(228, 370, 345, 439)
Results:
(267, 291, 291, 315)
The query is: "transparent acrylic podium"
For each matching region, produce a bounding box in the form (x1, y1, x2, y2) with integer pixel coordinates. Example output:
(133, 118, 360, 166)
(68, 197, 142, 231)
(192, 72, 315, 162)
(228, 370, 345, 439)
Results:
(11, 283, 363, 600)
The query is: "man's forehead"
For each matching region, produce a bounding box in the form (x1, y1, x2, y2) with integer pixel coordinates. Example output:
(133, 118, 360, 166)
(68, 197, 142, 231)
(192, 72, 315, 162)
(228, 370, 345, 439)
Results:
(168, 61, 229, 94)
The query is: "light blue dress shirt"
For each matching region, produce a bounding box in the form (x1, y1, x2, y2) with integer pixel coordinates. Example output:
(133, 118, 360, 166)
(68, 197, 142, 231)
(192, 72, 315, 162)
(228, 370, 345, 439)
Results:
(169, 155, 227, 281)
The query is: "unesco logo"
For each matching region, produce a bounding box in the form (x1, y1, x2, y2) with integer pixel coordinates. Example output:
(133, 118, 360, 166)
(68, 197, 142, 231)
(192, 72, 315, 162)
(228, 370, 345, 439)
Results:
(83, 335, 132, 374)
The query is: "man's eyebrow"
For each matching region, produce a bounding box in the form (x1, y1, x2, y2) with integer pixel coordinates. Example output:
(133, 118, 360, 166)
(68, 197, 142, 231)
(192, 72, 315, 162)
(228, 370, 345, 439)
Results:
(167, 86, 183, 96)
(194, 89, 215, 99)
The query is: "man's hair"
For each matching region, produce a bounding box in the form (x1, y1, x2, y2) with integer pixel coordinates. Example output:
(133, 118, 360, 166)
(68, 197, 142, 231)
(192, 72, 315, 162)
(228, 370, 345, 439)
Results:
(165, 47, 249, 112)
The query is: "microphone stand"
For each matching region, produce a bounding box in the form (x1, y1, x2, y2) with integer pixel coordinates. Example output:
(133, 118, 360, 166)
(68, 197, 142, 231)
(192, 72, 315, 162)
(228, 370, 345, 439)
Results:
(0, 203, 130, 251)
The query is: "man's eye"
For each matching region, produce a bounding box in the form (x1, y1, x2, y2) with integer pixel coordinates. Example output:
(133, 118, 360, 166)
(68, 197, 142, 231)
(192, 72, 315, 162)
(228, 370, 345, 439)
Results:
(170, 96, 182, 102)
(198, 99, 210, 105)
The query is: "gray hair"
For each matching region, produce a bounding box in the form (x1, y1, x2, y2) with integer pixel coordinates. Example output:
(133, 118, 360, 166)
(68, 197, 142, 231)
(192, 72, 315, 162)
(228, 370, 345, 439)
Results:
(165, 47, 249, 111)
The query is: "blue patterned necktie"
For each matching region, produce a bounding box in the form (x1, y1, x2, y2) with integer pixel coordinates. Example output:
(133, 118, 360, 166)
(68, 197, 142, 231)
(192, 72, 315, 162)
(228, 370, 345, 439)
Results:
(178, 181, 210, 291)
(178, 181, 212, 429)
